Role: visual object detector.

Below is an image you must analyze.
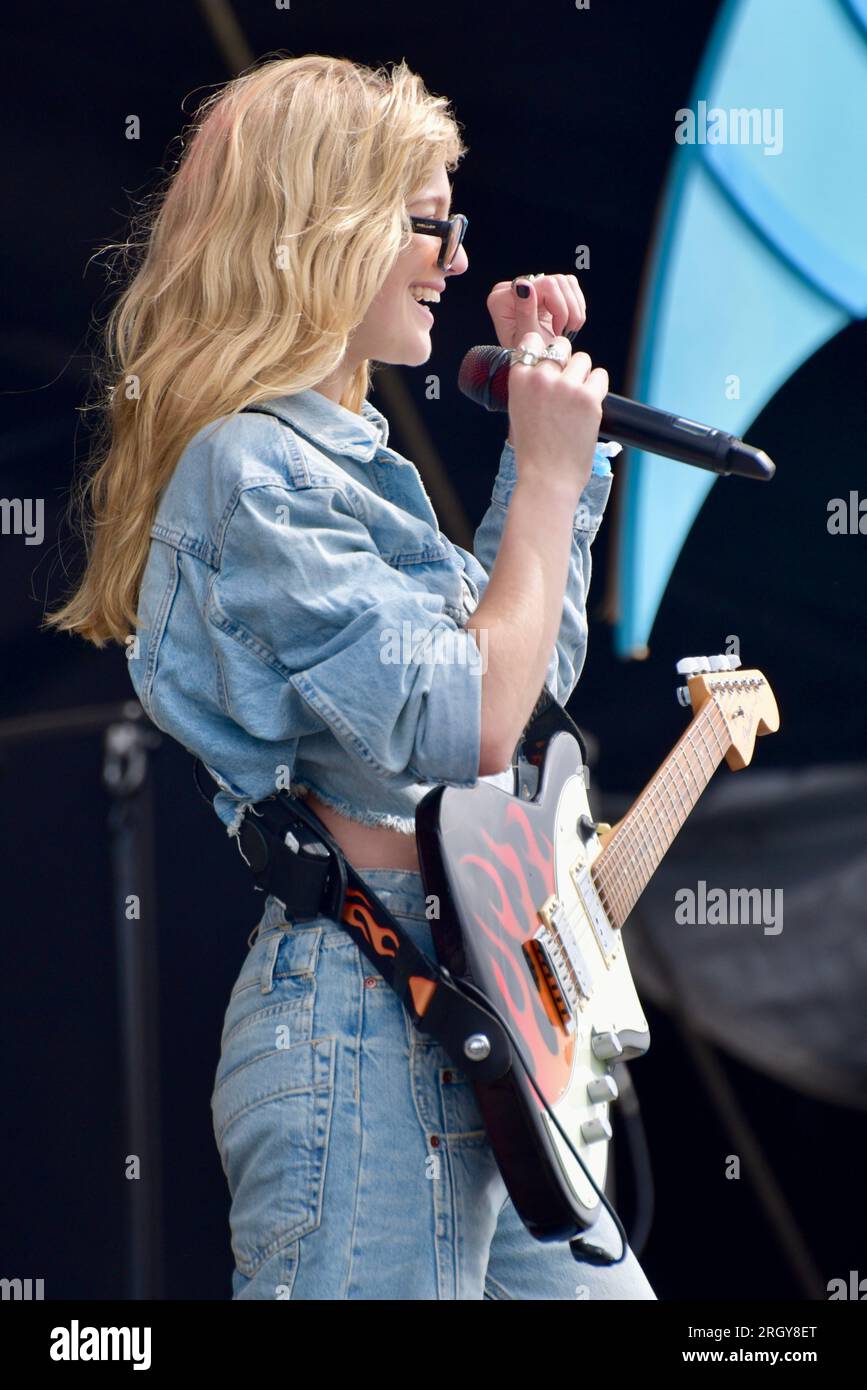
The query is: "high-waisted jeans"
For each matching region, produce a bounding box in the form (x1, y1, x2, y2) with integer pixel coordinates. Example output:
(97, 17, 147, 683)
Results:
(210, 867, 656, 1300)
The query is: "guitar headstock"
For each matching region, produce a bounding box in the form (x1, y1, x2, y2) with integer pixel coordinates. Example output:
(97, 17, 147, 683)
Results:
(676, 655, 780, 770)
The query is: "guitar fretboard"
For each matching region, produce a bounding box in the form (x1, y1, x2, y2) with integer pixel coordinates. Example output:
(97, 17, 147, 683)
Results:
(591, 700, 731, 930)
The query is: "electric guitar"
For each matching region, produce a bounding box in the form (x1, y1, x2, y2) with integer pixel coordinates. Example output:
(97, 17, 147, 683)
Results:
(415, 654, 780, 1240)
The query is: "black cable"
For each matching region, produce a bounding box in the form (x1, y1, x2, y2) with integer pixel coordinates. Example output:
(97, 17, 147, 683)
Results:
(611, 1061, 656, 1258)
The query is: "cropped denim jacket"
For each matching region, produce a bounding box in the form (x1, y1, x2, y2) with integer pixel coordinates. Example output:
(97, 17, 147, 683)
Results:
(127, 387, 615, 837)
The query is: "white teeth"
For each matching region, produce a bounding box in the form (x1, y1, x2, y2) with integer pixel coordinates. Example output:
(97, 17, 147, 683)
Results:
(409, 286, 441, 304)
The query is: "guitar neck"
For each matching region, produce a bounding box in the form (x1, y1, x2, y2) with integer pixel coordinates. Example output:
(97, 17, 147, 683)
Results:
(591, 700, 731, 930)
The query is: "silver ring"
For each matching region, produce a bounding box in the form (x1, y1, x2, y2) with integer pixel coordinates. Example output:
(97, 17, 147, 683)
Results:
(507, 343, 569, 370)
(540, 344, 569, 367)
(509, 345, 542, 367)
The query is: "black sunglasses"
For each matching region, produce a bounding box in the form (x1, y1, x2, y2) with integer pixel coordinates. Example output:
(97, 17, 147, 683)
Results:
(408, 213, 468, 270)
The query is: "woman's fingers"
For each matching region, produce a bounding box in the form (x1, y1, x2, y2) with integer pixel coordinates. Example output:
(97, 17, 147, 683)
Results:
(584, 365, 610, 402)
(487, 274, 588, 350)
(540, 277, 570, 336)
(565, 349, 592, 382)
(553, 273, 586, 331)
(518, 274, 585, 336)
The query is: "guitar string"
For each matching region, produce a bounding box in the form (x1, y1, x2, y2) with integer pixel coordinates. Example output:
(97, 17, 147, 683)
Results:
(549, 698, 733, 994)
(590, 719, 718, 927)
(592, 698, 731, 927)
(524, 686, 756, 1060)
(597, 709, 728, 929)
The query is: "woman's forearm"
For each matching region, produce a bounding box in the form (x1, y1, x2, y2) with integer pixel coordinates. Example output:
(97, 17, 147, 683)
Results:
(465, 469, 584, 775)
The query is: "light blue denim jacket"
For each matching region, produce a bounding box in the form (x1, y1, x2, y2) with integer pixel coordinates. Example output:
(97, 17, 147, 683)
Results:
(127, 387, 615, 837)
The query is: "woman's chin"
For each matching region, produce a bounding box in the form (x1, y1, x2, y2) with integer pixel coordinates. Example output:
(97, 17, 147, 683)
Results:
(374, 327, 433, 368)
(407, 328, 433, 363)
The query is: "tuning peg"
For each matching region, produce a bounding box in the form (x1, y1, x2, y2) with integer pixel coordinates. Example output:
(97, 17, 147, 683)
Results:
(708, 653, 742, 671)
(676, 684, 692, 707)
(676, 656, 710, 676)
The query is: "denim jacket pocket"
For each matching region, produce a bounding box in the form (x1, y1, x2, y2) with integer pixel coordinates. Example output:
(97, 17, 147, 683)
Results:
(382, 539, 465, 622)
(211, 1032, 336, 1278)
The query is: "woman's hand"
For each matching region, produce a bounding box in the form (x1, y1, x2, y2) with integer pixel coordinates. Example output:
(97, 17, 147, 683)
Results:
(507, 329, 608, 499)
(486, 273, 586, 350)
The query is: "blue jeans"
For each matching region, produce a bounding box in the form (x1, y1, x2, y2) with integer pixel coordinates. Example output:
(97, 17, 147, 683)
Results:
(210, 868, 656, 1300)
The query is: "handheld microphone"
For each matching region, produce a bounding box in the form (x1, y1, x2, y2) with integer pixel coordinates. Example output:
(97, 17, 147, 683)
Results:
(458, 344, 775, 481)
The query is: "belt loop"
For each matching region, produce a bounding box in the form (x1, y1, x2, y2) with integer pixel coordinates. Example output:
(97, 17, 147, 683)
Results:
(247, 898, 276, 950)
(259, 929, 283, 995)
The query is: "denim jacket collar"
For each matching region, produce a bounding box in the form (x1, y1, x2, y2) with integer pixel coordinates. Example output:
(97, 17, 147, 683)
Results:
(256, 387, 390, 463)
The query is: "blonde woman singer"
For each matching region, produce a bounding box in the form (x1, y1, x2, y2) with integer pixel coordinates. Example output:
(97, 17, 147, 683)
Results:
(47, 54, 655, 1301)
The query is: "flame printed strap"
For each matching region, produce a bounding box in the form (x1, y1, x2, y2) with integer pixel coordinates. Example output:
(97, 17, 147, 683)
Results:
(341, 883, 402, 959)
(338, 871, 510, 1080)
(408, 976, 438, 1015)
(339, 880, 442, 1021)
(197, 771, 513, 1082)
(517, 685, 588, 764)
(511, 687, 588, 793)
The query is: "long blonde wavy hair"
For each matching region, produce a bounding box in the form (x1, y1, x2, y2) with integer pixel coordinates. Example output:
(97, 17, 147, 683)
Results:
(45, 53, 467, 646)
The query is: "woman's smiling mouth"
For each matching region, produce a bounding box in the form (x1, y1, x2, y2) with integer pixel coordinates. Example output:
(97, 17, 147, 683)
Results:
(409, 282, 444, 324)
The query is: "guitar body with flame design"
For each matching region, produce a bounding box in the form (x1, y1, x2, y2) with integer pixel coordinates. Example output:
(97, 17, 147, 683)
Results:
(415, 657, 779, 1241)
(415, 726, 645, 1237)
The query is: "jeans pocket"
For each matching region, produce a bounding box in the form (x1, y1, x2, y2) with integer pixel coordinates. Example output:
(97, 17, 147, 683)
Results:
(211, 1032, 336, 1279)
(217, 925, 322, 1063)
(438, 1058, 488, 1141)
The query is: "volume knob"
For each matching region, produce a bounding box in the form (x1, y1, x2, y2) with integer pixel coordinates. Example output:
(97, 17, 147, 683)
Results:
(587, 1074, 619, 1103)
(581, 1116, 613, 1144)
(591, 1029, 623, 1061)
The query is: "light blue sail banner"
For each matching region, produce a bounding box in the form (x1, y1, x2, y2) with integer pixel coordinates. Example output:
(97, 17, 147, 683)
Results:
(615, 0, 867, 657)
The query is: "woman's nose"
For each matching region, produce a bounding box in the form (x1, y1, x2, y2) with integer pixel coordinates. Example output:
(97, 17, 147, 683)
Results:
(446, 242, 469, 278)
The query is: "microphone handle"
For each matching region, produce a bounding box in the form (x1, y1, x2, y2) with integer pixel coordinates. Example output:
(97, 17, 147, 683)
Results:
(601, 393, 730, 469)
(561, 330, 773, 480)
(600, 394, 774, 480)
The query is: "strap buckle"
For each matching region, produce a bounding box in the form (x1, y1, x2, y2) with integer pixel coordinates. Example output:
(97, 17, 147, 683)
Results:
(237, 792, 347, 922)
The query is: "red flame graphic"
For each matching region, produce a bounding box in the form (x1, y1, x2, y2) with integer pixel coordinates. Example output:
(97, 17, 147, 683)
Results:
(458, 801, 573, 1109)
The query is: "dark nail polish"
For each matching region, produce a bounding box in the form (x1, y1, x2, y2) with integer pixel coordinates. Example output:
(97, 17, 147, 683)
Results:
(515, 282, 530, 299)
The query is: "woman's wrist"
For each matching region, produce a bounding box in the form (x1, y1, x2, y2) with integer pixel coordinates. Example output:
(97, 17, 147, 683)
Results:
(511, 467, 585, 514)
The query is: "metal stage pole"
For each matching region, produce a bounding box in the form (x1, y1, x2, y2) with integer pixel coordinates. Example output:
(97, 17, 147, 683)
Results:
(0, 699, 164, 1299)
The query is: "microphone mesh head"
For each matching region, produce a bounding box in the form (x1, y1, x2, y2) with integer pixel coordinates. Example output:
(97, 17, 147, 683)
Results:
(458, 345, 511, 412)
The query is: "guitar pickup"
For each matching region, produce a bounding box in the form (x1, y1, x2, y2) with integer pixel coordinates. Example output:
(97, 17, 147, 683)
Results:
(572, 868, 620, 966)
(528, 897, 594, 1027)
(525, 934, 577, 1031)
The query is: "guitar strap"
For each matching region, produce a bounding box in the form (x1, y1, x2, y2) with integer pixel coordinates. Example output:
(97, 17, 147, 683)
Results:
(196, 757, 514, 1082)
(193, 686, 587, 1088)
